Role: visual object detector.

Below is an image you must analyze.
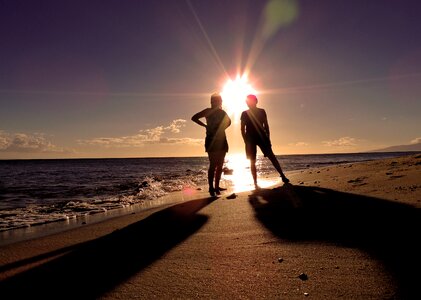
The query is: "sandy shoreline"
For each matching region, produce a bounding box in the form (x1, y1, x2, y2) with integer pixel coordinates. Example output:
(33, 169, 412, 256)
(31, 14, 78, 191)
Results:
(0, 187, 204, 247)
(0, 153, 420, 299)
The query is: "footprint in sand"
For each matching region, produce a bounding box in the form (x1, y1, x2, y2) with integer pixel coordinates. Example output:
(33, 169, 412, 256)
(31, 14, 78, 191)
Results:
(389, 175, 405, 179)
(347, 176, 368, 186)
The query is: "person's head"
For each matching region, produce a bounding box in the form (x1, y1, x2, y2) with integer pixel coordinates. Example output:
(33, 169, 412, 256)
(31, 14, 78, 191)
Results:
(210, 93, 223, 108)
(246, 94, 258, 108)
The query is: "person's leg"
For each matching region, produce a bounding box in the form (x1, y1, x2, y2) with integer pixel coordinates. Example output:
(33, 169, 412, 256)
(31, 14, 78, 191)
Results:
(250, 158, 258, 188)
(214, 152, 226, 194)
(266, 151, 289, 183)
(246, 142, 258, 188)
(208, 153, 217, 196)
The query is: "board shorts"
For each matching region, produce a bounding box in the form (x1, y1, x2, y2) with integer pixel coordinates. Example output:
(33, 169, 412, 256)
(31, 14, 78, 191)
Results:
(245, 138, 273, 160)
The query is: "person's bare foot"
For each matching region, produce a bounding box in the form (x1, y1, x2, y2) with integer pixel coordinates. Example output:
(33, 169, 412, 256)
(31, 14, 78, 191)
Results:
(215, 187, 226, 195)
(281, 175, 290, 184)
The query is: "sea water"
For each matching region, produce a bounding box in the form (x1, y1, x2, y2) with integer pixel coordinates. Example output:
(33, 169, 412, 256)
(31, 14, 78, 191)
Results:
(0, 152, 414, 243)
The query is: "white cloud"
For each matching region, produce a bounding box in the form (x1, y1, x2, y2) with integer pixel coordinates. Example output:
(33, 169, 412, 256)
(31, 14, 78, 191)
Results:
(165, 119, 186, 133)
(0, 131, 9, 149)
(0, 130, 71, 153)
(410, 137, 421, 144)
(79, 119, 202, 148)
(322, 137, 356, 147)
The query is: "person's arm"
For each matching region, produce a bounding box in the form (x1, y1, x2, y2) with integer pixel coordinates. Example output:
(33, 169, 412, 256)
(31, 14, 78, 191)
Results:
(262, 110, 270, 138)
(191, 109, 209, 128)
(240, 112, 246, 141)
(224, 112, 232, 129)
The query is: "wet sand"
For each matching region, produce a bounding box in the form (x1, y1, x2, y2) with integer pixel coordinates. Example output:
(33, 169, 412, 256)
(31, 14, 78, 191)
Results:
(0, 154, 420, 299)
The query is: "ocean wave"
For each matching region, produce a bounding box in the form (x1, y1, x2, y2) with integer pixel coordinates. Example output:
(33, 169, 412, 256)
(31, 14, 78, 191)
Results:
(0, 172, 207, 232)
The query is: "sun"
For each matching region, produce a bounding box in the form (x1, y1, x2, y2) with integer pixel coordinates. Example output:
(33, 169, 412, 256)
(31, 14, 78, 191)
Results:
(221, 74, 257, 122)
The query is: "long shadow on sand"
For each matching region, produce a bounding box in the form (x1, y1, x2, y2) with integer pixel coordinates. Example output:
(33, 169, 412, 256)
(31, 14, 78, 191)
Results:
(0, 197, 215, 299)
(249, 184, 420, 299)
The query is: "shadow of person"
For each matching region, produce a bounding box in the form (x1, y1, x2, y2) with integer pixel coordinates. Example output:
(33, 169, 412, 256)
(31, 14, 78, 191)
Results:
(249, 185, 420, 299)
(0, 197, 215, 299)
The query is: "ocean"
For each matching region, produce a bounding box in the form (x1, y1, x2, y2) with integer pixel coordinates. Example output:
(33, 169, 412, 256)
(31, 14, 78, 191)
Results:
(0, 152, 414, 244)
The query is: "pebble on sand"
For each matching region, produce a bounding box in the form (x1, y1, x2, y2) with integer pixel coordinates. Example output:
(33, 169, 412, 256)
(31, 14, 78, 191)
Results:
(226, 193, 237, 199)
(298, 273, 308, 281)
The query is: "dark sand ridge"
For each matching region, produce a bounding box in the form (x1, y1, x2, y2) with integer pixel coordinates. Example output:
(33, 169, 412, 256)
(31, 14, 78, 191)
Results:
(0, 154, 420, 299)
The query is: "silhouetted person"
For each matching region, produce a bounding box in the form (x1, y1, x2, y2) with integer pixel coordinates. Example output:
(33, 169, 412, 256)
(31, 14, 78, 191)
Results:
(192, 93, 231, 197)
(240, 94, 289, 189)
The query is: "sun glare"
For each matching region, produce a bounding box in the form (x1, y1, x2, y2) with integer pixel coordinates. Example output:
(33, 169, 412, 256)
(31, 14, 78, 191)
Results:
(221, 74, 257, 122)
(222, 153, 279, 193)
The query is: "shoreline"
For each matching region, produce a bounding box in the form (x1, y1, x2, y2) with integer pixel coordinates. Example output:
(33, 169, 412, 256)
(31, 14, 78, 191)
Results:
(0, 186, 209, 247)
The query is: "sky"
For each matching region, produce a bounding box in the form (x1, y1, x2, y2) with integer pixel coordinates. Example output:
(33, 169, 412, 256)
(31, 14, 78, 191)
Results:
(1, 0, 421, 159)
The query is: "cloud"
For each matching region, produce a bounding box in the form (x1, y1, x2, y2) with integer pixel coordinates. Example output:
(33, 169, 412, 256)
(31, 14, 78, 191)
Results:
(410, 137, 421, 144)
(79, 119, 202, 148)
(158, 137, 204, 144)
(0, 130, 71, 153)
(322, 137, 356, 147)
(165, 119, 186, 133)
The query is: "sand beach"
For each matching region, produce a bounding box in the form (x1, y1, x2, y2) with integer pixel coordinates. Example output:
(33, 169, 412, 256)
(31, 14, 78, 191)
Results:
(0, 154, 420, 299)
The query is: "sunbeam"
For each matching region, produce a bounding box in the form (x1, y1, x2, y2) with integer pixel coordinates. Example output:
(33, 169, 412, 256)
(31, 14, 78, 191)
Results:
(0, 89, 209, 98)
(186, 0, 228, 76)
(259, 72, 421, 96)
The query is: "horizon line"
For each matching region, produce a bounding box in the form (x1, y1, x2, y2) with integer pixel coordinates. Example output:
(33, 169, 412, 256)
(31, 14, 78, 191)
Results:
(1, 150, 419, 161)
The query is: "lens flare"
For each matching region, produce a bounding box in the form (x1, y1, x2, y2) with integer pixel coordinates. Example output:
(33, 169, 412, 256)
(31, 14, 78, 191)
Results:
(263, 0, 299, 39)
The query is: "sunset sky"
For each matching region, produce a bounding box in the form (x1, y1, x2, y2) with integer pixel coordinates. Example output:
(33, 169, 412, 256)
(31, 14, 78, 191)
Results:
(1, 0, 420, 159)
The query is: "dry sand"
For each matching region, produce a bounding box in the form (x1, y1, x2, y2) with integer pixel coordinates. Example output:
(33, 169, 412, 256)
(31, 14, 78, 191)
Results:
(0, 154, 420, 299)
